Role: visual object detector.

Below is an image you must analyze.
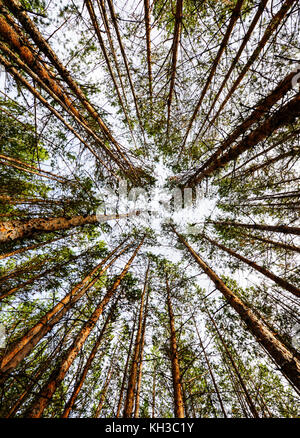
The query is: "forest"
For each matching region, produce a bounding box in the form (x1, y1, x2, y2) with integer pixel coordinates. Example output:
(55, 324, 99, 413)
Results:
(0, 0, 299, 419)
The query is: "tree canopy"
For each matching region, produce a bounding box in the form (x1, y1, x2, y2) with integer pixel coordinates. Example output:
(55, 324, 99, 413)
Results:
(0, 0, 299, 418)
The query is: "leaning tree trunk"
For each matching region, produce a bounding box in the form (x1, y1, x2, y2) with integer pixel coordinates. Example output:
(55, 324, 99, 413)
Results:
(0, 240, 130, 377)
(166, 277, 185, 418)
(123, 262, 149, 417)
(61, 301, 117, 418)
(210, 220, 300, 236)
(24, 238, 144, 417)
(0, 212, 138, 243)
(202, 234, 300, 297)
(172, 227, 300, 391)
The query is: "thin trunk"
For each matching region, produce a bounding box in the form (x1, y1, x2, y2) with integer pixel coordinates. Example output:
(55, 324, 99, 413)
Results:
(208, 0, 297, 128)
(105, 0, 145, 139)
(123, 262, 149, 417)
(0, 240, 130, 375)
(180, 0, 244, 152)
(0, 233, 77, 261)
(210, 220, 300, 237)
(172, 227, 300, 391)
(143, 0, 153, 105)
(116, 313, 138, 418)
(94, 346, 117, 418)
(61, 302, 117, 418)
(1, 0, 132, 164)
(24, 237, 144, 417)
(207, 309, 260, 418)
(192, 313, 227, 418)
(166, 277, 185, 418)
(185, 92, 300, 186)
(202, 233, 300, 297)
(134, 286, 150, 418)
(200, 0, 269, 136)
(239, 232, 300, 255)
(166, 0, 183, 135)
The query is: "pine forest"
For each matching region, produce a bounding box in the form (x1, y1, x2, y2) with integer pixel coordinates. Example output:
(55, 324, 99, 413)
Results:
(0, 0, 300, 419)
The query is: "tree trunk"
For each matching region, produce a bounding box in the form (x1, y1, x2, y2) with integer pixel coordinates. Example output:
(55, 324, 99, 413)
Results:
(166, 277, 185, 418)
(134, 286, 150, 418)
(123, 262, 149, 417)
(62, 303, 116, 418)
(202, 234, 300, 297)
(24, 238, 144, 417)
(206, 309, 260, 418)
(116, 313, 138, 418)
(0, 240, 130, 376)
(210, 220, 300, 236)
(0, 212, 138, 243)
(192, 313, 227, 418)
(172, 227, 300, 391)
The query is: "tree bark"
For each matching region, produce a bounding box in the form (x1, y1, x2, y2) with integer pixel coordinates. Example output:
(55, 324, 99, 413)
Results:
(202, 233, 300, 297)
(172, 227, 300, 391)
(123, 262, 150, 417)
(0, 212, 138, 243)
(166, 277, 185, 418)
(24, 238, 144, 417)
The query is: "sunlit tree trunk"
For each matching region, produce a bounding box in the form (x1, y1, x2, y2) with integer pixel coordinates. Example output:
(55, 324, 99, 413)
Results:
(172, 227, 300, 391)
(166, 277, 185, 418)
(24, 238, 144, 417)
(123, 263, 149, 417)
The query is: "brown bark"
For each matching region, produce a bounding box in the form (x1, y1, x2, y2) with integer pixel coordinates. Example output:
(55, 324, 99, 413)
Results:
(123, 262, 149, 417)
(172, 227, 300, 391)
(0, 240, 130, 375)
(185, 92, 300, 186)
(202, 234, 300, 298)
(24, 237, 144, 417)
(61, 302, 117, 418)
(0, 211, 138, 243)
(166, 277, 185, 418)
(180, 0, 244, 151)
(210, 220, 300, 236)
